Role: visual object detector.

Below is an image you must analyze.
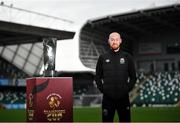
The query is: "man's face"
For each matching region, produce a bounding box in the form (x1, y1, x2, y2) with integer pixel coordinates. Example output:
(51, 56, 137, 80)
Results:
(108, 33, 122, 50)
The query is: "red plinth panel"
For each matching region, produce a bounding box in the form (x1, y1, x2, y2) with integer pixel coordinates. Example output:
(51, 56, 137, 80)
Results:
(26, 77, 73, 122)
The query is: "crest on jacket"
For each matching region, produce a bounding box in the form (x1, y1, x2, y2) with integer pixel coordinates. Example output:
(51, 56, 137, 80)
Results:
(120, 58, 125, 64)
(105, 59, 110, 63)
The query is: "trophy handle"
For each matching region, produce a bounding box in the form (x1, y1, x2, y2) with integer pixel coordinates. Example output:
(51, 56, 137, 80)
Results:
(43, 37, 57, 77)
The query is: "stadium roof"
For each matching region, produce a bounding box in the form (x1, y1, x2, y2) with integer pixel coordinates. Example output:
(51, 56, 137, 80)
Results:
(79, 3, 180, 69)
(0, 20, 75, 45)
(86, 4, 180, 42)
(0, 4, 75, 76)
(0, 3, 75, 45)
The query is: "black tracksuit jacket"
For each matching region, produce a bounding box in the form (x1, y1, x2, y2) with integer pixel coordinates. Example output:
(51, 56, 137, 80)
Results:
(95, 49, 137, 100)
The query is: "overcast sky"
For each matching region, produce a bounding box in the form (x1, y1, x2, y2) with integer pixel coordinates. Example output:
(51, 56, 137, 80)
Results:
(2, 0, 179, 29)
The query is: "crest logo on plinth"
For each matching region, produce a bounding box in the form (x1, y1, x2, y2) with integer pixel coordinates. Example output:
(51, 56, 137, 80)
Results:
(44, 93, 65, 121)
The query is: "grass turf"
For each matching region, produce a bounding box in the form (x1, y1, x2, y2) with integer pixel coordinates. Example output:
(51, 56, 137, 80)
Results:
(0, 107, 180, 122)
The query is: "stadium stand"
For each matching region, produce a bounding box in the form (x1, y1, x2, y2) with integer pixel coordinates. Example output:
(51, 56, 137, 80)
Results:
(0, 56, 27, 86)
(0, 86, 26, 109)
(0, 55, 179, 108)
(0, 56, 27, 78)
(133, 71, 180, 106)
(73, 71, 179, 107)
(0, 89, 25, 104)
(80, 38, 107, 69)
(72, 72, 178, 107)
(0, 57, 27, 109)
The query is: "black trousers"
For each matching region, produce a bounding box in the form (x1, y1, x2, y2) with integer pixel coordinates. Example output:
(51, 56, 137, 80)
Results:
(102, 95, 131, 123)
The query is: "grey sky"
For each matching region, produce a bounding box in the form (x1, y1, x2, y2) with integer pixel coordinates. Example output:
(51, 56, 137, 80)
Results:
(2, 0, 179, 28)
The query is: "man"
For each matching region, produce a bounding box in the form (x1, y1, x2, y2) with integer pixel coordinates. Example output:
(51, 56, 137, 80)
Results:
(95, 32, 136, 122)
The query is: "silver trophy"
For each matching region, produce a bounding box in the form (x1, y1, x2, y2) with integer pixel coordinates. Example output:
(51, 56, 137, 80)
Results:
(43, 38, 57, 77)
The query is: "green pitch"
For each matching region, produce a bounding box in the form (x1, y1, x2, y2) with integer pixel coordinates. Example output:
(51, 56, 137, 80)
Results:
(0, 107, 180, 122)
